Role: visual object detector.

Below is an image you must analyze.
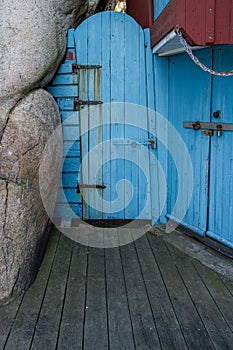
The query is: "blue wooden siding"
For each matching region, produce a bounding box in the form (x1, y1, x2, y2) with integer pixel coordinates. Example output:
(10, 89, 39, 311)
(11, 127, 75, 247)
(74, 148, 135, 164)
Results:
(48, 29, 83, 223)
(153, 0, 171, 20)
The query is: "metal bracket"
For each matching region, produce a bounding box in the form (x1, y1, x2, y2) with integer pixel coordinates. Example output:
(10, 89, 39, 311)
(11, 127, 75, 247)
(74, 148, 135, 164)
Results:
(72, 64, 102, 74)
(76, 183, 106, 193)
(73, 99, 103, 110)
(184, 121, 233, 132)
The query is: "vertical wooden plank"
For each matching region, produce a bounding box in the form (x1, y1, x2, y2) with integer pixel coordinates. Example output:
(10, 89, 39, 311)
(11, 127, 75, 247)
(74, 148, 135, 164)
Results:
(207, 45, 233, 249)
(84, 248, 108, 350)
(127, 0, 153, 28)
(67, 29, 75, 48)
(110, 13, 126, 219)
(30, 235, 73, 350)
(168, 244, 233, 349)
(86, 14, 103, 219)
(153, 54, 169, 224)
(167, 49, 212, 234)
(74, 20, 89, 219)
(120, 242, 161, 349)
(138, 27, 151, 220)
(124, 15, 141, 219)
(205, 0, 215, 44)
(135, 234, 188, 349)
(185, 0, 206, 44)
(0, 297, 23, 349)
(79, 107, 90, 219)
(105, 248, 135, 350)
(215, 0, 231, 44)
(231, 1, 233, 42)
(57, 244, 87, 350)
(101, 12, 112, 219)
(4, 230, 60, 350)
(148, 234, 214, 349)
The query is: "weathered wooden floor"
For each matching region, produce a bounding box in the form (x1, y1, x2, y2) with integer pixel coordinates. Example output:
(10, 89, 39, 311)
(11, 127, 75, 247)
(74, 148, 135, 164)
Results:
(1, 226, 233, 350)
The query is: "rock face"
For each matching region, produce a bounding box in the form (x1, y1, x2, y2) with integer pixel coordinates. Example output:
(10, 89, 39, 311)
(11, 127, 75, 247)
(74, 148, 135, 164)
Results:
(0, 89, 62, 304)
(0, 0, 116, 304)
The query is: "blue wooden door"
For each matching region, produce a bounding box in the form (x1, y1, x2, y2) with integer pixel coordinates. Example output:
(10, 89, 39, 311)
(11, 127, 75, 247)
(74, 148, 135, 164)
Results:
(74, 12, 156, 220)
(167, 49, 212, 235)
(207, 46, 233, 249)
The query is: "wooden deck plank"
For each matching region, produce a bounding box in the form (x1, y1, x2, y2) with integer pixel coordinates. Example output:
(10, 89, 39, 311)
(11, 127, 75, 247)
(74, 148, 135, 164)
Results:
(193, 259, 233, 332)
(30, 234, 73, 350)
(105, 248, 135, 350)
(120, 243, 161, 349)
(133, 228, 151, 249)
(3, 228, 60, 350)
(167, 243, 233, 349)
(147, 233, 214, 349)
(0, 296, 23, 349)
(57, 244, 88, 350)
(83, 248, 108, 350)
(135, 236, 188, 349)
(220, 275, 233, 296)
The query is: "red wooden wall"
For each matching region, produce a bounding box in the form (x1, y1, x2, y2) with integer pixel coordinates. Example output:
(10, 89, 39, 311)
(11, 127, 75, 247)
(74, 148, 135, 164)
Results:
(127, 0, 153, 28)
(151, 0, 233, 47)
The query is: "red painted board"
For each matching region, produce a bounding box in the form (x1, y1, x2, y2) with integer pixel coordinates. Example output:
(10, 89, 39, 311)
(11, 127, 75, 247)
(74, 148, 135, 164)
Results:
(150, 0, 233, 48)
(127, 0, 153, 28)
(215, 0, 232, 43)
(150, 0, 186, 47)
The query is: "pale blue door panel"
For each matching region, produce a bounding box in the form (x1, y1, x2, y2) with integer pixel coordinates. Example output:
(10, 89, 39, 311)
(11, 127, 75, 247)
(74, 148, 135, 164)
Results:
(207, 45, 233, 248)
(167, 49, 212, 234)
(74, 12, 155, 220)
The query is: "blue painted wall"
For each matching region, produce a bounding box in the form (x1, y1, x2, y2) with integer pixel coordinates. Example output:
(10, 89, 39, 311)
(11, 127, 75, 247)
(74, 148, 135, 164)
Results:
(153, 0, 171, 20)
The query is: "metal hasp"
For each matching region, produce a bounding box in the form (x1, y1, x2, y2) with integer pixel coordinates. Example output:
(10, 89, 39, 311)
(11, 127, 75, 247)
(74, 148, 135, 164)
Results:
(76, 183, 106, 193)
(184, 121, 233, 136)
(202, 129, 214, 136)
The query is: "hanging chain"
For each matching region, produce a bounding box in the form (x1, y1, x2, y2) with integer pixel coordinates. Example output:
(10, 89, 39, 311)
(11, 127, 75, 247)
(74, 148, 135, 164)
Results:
(175, 26, 233, 76)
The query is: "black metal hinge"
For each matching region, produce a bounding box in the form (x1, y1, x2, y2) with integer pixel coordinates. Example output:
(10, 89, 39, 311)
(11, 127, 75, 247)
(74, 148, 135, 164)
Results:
(77, 183, 106, 193)
(72, 64, 102, 74)
(73, 99, 103, 110)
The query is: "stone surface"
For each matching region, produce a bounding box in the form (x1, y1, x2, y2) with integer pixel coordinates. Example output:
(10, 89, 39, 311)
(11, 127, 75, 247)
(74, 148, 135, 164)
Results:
(0, 89, 62, 304)
(0, 0, 116, 133)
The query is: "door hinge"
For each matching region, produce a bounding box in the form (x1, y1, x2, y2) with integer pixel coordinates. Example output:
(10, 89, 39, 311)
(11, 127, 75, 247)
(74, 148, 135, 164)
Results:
(76, 183, 106, 193)
(72, 64, 102, 74)
(74, 99, 103, 110)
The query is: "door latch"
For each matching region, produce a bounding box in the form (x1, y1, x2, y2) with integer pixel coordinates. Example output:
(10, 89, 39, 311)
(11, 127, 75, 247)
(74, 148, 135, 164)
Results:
(202, 129, 214, 136)
(216, 124, 222, 137)
(184, 121, 233, 136)
(112, 138, 157, 149)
